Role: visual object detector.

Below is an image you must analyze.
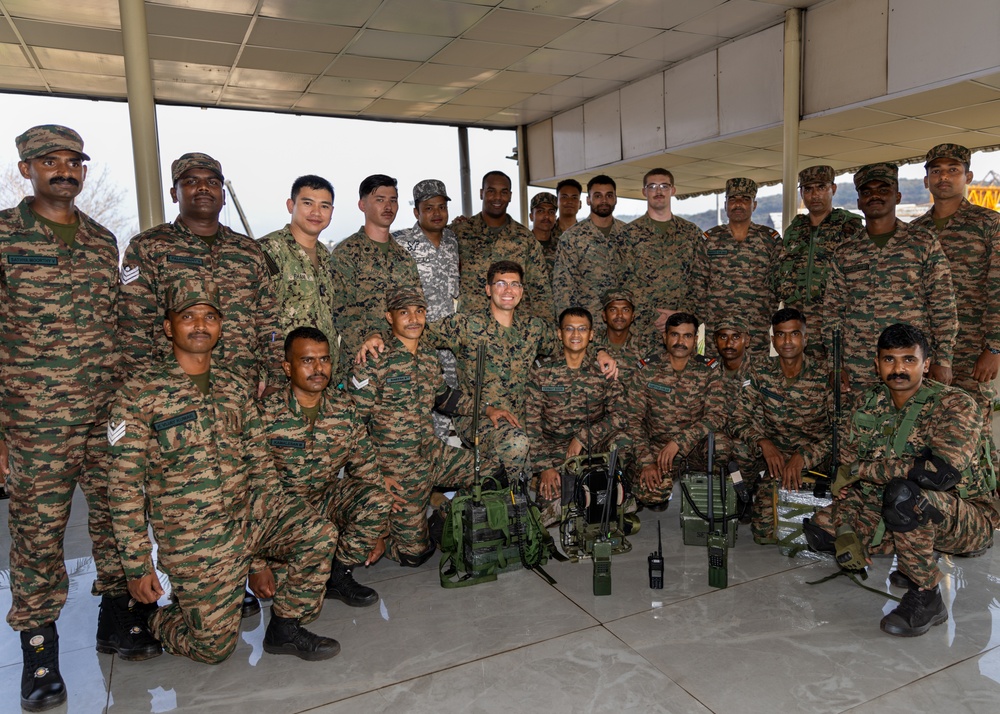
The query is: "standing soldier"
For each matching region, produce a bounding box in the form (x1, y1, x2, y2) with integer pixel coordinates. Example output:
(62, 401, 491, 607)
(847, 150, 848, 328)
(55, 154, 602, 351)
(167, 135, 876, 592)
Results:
(703, 177, 781, 341)
(258, 175, 340, 376)
(822, 163, 957, 390)
(773, 166, 862, 349)
(529, 191, 559, 280)
(1, 125, 157, 712)
(554, 178, 583, 238)
(394, 179, 461, 441)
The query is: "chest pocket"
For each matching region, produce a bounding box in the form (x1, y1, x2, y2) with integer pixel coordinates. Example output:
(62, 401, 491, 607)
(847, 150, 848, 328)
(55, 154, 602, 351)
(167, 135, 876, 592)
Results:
(153, 410, 201, 454)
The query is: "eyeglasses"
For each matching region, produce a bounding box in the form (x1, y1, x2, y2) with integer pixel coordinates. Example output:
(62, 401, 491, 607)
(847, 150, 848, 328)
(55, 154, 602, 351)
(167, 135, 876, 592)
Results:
(560, 325, 590, 333)
(492, 280, 523, 290)
(644, 182, 673, 191)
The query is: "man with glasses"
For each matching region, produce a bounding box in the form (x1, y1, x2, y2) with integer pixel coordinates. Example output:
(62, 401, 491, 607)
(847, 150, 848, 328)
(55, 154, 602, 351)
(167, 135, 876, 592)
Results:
(620, 168, 708, 352)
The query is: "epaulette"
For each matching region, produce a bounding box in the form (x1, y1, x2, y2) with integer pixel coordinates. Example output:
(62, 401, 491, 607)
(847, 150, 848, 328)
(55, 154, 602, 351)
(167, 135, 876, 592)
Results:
(636, 353, 662, 370)
(693, 354, 720, 370)
(534, 355, 557, 369)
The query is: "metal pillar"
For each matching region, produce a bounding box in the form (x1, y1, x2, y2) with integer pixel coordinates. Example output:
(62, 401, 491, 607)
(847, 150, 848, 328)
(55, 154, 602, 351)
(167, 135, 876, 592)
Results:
(781, 8, 802, 232)
(457, 126, 472, 217)
(515, 125, 529, 226)
(119, 0, 164, 231)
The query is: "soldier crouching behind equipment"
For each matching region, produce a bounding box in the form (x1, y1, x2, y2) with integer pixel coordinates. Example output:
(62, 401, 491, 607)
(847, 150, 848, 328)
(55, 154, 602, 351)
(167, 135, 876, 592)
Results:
(808, 323, 998, 637)
(257, 326, 397, 607)
(527, 307, 628, 525)
(108, 279, 340, 663)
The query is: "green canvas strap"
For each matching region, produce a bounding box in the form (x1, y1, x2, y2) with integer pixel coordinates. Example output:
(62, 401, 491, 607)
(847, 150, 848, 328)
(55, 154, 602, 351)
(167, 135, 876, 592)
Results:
(806, 569, 902, 602)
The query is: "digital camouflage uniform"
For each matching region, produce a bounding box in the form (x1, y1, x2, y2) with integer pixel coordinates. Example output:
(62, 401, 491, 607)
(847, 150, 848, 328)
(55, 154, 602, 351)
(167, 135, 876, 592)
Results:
(593, 327, 646, 386)
(329, 227, 421, 364)
(825, 381, 998, 589)
(108, 360, 335, 664)
(620, 214, 709, 352)
(120, 219, 284, 385)
(733, 355, 832, 541)
(821, 219, 957, 387)
(537, 233, 559, 281)
(1, 198, 127, 630)
(626, 355, 729, 505)
(257, 226, 340, 377)
(551, 217, 628, 318)
(261, 386, 393, 565)
(449, 213, 553, 320)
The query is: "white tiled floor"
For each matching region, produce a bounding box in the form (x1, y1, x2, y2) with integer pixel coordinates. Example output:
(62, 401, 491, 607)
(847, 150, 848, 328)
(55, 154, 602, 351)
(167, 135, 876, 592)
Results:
(2, 488, 999, 713)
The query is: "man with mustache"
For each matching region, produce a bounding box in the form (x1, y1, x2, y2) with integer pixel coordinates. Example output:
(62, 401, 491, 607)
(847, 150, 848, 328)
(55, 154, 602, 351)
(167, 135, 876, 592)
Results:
(807, 324, 997, 637)
(552, 175, 628, 318)
(1, 125, 156, 711)
(821, 163, 957, 391)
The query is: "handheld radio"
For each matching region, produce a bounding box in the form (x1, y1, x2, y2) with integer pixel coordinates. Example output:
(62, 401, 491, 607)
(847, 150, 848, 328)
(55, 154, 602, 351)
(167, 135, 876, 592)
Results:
(648, 520, 664, 589)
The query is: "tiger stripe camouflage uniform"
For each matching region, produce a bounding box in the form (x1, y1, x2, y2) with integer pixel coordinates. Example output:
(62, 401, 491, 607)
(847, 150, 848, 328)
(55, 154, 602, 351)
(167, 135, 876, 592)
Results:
(733, 355, 832, 542)
(1, 197, 128, 630)
(329, 228, 421, 365)
(620, 214, 709, 352)
(450, 214, 553, 320)
(108, 360, 335, 664)
(551, 217, 628, 318)
(526, 355, 628, 524)
(349, 336, 498, 560)
(626, 354, 728, 505)
(823, 381, 998, 589)
(257, 226, 340, 377)
(261, 385, 392, 565)
(821, 219, 957, 387)
(120, 219, 284, 385)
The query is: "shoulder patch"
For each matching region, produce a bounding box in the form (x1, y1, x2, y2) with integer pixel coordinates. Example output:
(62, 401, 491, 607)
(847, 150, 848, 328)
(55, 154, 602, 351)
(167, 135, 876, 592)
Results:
(636, 354, 662, 370)
(693, 354, 719, 369)
(350, 375, 369, 390)
(107, 420, 126, 446)
(120, 264, 140, 285)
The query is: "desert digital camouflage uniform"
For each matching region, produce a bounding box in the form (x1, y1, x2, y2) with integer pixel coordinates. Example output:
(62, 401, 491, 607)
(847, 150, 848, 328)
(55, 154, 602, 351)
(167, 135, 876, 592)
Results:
(329, 228, 421, 364)
(626, 354, 728, 505)
(350, 336, 497, 559)
(620, 214, 709, 351)
(450, 214, 553, 320)
(703, 222, 781, 340)
(394, 222, 461, 439)
(0, 198, 128, 630)
(551, 217, 628, 317)
(733, 355, 832, 541)
(261, 385, 392, 565)
(120, 219, 284, 385)
(257, 225, 340, 376)
(826, 381, 998, 588)
(821, 220, 957, 386)
(108, 360, 335, 664)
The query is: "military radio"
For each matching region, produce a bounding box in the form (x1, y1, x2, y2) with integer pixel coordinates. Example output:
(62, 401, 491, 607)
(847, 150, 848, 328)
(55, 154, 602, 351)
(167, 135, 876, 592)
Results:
(648, 520, 664, 589)
(592, 447, 618, 596)
(705, 433, 729, 589)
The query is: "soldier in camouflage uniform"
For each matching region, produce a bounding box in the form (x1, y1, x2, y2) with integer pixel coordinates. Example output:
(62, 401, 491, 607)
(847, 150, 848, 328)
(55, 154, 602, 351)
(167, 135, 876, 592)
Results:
(810, 324, 998, 637)
(350, 288, 507, 564)
(821, 163, 957, 390)
(627, 313, 728, 510)
(393, 179, 461, 441)
(330, 174, 422, 365)
(527, 307, 627, 525)
(552, 175, 628, 318)
(108, 280, 340, 663)
(620, 168, 709, 353)
(258, 175, 341, 377)
(258, 327, 395, 608)
(733, 309, 832, 543)
(703, 177, 781, 341)
(449, 171, 553, 321)
(554, 178, 583, 239)
(529, 191, 559, 280)
(772, 166, 862, 349)
(119, 152, 284, 391)
(1, 125, 156, 711)
(911, 144, 1000, 460)
(593, 289, 646, 385)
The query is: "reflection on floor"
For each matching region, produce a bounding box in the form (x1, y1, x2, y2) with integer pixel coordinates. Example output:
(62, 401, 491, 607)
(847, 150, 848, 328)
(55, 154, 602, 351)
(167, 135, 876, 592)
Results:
(1, 487, 999, 714)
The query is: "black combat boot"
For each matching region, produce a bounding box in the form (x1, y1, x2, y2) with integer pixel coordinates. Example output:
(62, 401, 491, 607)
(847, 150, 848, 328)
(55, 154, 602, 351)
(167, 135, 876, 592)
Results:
(20, 623, 66, 712)
(96, 594, 162, 661)
(398, 544, 436, 568)
(325, 559, 378, 606)
(241, 588, 261, 618)
(880, 585, 948, 637)
(802, 517, 836, 554)
(888, 570, 918, 590)
(262, 608, 340, 661)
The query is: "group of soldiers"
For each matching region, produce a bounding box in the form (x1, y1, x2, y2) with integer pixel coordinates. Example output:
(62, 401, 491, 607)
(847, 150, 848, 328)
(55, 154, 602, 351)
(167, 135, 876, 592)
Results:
(1, 121, 998, 712)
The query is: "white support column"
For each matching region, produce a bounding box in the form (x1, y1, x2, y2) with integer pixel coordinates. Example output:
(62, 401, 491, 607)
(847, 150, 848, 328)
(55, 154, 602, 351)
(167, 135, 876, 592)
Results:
(516, 124, 528, 226)
(457, 126, 472, 218)
(781, 8, 802, 232)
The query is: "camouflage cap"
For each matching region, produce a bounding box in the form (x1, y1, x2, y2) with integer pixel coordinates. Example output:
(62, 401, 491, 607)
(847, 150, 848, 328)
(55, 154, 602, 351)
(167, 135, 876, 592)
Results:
(15, 124, 91, 161)
(413, 178, 450, 205)
(714, 314, 750, 334)
(530, 192, 558, 211)
(798, 165, 834, 186)
(601, 288, 635, 309)
(165, 279, 222, 315)
(385, 286, 427, 312)
(924, 143, 971, 168)
(853, 162, 898, 189)
(725, 177, 757, 199)
(171, 152, 224, 184)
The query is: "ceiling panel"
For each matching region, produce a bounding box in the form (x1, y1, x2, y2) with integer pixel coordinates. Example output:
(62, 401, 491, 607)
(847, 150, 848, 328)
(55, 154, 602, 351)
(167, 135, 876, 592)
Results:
(451, 88, 532, 107)
(347, 30, 452, 62)
(430, 39, 534, 69)
(309, 76, 395, 98)
(462, 9, 580, 46)
(258, 0, 380, 25)
(383, 82, 468, 102)
(581, 56, 668, 81)
(237, 46, 333, 74)
(478, 71, 564, 92)
(499, 0, 617, 18)
(247, 18, 357, 54)
(33, 47, 125, 75)
(3, 0, 120, 29)
(547, 22, 661, 54)
(228, 67, 313, 92)
(294, 93, 374, 112)
(367, 0, 490, 37)
(0, 43, 30, 67)
(145, 4, 250, 43)
(151, 58, 229, 84)
(147, 35, 238, 66)
(325, 56, 422, 82)
(151, 0, 258, 13)
(509, 48, 609, 75)
(595, 0, 726, 30)
(405, 63, 498, 88)
(623, 29, 724, 63)
(675, 0, 786, 39)
(16, 20, 123, 54)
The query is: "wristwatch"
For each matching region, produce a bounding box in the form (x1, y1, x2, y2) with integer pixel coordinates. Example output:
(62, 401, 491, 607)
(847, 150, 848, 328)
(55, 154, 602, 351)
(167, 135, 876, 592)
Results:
(987, 345, 1000, 355)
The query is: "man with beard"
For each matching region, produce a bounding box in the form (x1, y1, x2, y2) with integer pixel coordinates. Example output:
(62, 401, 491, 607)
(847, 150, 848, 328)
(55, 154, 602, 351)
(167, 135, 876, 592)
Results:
(552, 175, 628, 317)
(529, 191, 559, 280)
